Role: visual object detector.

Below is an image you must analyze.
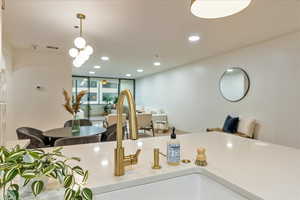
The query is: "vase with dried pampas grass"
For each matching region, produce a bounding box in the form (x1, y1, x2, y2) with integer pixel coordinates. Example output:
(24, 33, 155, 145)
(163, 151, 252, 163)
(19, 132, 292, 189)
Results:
(62, 89, 87, 132)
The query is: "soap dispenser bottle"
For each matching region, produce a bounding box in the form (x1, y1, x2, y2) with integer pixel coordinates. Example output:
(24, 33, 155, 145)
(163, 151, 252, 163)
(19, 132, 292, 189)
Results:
(167, 127, 180, 166)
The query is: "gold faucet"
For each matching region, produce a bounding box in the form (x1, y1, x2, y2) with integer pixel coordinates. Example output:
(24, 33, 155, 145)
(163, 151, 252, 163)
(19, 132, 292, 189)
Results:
(114, 89, 141, 176)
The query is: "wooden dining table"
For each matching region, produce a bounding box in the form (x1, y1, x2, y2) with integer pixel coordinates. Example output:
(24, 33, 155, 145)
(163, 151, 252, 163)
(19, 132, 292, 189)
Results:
(43, 126, 107, 146)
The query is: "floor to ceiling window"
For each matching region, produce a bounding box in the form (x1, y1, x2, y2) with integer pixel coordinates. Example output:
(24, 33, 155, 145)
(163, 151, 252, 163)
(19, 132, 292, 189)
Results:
(72, 76, 135, 122)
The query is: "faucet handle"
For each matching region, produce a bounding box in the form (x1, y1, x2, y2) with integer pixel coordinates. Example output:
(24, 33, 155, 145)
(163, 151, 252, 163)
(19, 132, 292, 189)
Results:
(131, 149, 141, 165)
(124, 149, 141, 166)
(135, 149, 141, 157)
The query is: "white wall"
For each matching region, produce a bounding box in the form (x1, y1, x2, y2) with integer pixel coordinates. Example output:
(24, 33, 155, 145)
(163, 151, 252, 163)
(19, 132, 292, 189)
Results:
(6, 48, 72, 141)
(0, 7, 5, 145)
(136, 31, 300, 149)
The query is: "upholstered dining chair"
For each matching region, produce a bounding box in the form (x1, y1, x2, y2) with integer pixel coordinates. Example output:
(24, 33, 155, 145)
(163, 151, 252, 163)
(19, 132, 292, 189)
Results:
(100, 124, 126, 142)
(54, 135, 100, 147)
(103, 113, 126, 128)
(137, 113, 155, 137)
(16, 127, 50, 149)
(64, 119, 93, 128)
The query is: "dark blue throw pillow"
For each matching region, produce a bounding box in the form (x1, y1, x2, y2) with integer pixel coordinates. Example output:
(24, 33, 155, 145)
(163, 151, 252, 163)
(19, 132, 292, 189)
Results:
(223, 115, 239, 133)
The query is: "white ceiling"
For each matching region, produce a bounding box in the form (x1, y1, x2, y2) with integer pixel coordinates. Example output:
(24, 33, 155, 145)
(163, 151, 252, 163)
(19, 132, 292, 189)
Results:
(3, 0, 300, 79)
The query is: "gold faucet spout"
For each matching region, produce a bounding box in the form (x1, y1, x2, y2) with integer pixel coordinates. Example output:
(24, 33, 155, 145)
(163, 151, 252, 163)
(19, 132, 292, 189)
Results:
(114, 89, 140, 176)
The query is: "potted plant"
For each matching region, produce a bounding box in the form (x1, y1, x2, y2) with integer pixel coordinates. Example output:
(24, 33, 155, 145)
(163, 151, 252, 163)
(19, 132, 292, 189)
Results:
(63, 89, 87, 133)
(112, 97, 118, 110)
(103, 96, 113, 115)
(0, 145, 92, 200)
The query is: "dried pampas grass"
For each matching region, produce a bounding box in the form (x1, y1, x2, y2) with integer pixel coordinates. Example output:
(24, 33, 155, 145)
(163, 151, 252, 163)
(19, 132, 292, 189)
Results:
(62, 89, 87, 116)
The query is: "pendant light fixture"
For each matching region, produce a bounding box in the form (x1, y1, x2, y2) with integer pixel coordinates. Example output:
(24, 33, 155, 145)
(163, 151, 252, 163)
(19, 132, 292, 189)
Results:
(190, 0, 252, 19)
(69, 13, 94, 68)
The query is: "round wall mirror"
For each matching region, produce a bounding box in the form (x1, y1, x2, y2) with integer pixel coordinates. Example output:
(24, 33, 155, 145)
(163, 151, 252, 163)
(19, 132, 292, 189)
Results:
(219, 68, 250, 102)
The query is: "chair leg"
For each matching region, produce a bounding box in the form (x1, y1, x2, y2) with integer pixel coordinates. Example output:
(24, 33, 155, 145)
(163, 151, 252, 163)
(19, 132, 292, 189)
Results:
(151, 121, 155, 137)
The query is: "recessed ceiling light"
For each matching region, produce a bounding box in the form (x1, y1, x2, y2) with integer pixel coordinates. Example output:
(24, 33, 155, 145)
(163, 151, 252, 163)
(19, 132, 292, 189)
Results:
(125, 74, 132, 77)
(89, 71, 95, 74)
(101, 56, 110, 61)
(188, 34, 200, 42)
(94, 65, 101, 69)
(227, 69, 234, 72)
(137, 69, 144, 73)
(153, 62, 161, 66)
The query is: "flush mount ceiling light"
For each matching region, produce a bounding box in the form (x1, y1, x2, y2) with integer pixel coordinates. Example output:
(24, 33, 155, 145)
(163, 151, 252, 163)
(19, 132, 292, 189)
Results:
(94, 65, 101, 69)
(126, 74, 132, 77)
(89, 71, 95, 74)
(69, 13, 94, 68)
(137, 69, 144, 73)
(190, 0, 252, 19)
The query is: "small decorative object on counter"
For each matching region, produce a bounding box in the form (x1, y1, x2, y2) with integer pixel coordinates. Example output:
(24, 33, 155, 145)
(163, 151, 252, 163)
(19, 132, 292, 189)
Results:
(181, 159, 191, 164)
(152, 148, 162, 169)
(167, 127, 180, 166)
(195, 147, 208, 166)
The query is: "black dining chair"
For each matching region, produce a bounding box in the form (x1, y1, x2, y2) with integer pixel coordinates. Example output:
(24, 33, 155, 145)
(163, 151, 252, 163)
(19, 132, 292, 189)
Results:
(54, 134, 100, 147)
(100, 124, 126, 142)
(16, 127, 50, 149)
(63, 119, 93, 128)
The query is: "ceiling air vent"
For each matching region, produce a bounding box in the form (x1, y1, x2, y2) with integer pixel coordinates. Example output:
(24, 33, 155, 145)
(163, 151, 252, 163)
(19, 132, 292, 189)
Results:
(46, 46, 59, 50)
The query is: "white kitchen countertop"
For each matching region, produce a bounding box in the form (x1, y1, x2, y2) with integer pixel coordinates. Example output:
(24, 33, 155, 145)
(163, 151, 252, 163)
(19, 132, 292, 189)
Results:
(5, 139, 30, 149)
(33, 132, 300, 200)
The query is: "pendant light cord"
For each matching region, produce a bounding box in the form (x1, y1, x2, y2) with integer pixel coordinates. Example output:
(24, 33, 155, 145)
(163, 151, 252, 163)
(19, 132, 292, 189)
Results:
(80, 18, 83, 37)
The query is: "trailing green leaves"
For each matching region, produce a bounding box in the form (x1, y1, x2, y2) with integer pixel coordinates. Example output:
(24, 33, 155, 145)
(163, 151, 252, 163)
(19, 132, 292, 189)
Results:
(73, 166, 84, 176)
(21, 170, 36, 179)
(4, 168, 18, 183)
(9, 184, 19, 192)
(82, 188, 93, 200)
(23, 178, 31, 187)
(28, 150, 42, 160)
(70, 157, 81, 162)
(0, 146, 92, 200)
(64, 175, 75, 188)
(31, 180, 44, 197)
(7, 189, 19, 200)
(64, 188, 75, 200)
(82, 171, 89, 184)
(42, 164, 56, 175)
(53, 147, 63, 153)
(7, 150, 26, 161)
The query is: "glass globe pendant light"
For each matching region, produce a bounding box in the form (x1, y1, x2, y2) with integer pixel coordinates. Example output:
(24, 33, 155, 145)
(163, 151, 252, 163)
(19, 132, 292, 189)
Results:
(69, 48, 79, 58)
(190, 0, 252, 19)
(69, 13, 94, 67)
(74, 37, 86, 49)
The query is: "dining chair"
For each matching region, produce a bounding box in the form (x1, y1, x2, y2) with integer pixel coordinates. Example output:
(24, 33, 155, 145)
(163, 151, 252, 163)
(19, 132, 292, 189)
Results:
(54, 135, 100, 147)
(100, 124, 126, 142)
(137, 113, 155, 136)
(16, 127, 50, 149)
(103, 113, 126, 128)
(64, 119, 93, 127)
